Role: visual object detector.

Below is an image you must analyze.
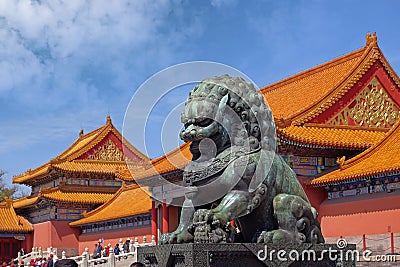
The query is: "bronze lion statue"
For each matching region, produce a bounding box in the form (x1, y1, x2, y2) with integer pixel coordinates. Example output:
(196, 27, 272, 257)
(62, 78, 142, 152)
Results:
(160, 75, 324, 245)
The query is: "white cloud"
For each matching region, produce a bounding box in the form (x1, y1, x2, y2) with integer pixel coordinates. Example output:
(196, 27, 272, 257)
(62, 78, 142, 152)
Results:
(0, 0, 207, 159)
(0, 0, 178, 108)
(210, 0, 238, 8)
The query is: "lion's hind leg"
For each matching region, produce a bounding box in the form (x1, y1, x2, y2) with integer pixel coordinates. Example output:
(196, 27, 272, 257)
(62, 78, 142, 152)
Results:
(257, 193, 324, 245)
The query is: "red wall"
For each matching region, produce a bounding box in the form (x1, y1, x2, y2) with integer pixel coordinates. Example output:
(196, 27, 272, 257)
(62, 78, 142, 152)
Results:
(299, 177, 327, 213)
(321, 209, 400, 237)
(319, 192, 400, 237)
(22, 233, 34, 253)
(33, 221, 80, 253)
(77, 226, 151, 254)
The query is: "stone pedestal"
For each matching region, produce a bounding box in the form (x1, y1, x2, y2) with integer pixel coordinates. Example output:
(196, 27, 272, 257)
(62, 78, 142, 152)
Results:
(137, 243, 356, 267)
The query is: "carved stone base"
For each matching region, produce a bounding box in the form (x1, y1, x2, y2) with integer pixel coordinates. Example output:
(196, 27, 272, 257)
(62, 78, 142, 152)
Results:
(137, 243, 356, 267)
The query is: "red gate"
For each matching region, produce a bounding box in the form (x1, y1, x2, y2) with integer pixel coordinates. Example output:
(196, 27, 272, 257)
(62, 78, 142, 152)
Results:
(0, 238, 21, 264)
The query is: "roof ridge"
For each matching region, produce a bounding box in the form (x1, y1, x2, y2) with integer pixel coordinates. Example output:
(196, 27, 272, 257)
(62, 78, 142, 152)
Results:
(260, 47, 365, 94)
(289, 39, 382, 124)
(117, 131, 151, 162)
(150, 142, 191, 166)
(64, 123, 113, 161)
(57, 125, 108, 160)
(13, 124, 109, 182)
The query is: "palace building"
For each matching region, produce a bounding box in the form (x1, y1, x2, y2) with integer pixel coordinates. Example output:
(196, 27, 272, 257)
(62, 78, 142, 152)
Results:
(9, 116, 151, 257)
(1, 32, 400, 259)
(0, 198, 32, 263)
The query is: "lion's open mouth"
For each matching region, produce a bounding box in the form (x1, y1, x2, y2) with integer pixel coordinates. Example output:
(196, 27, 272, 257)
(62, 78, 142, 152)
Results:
(189, 130, 230, 161)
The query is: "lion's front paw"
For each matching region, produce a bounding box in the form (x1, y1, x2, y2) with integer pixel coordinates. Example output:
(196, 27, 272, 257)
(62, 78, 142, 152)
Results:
(159, 233, 172, 245)
(192, 209, 228, 243)
(257, 229, 297, 245)
(193, 209, 213, 224)
(193, 209, 227, 228)
(159, 230, 193, 245)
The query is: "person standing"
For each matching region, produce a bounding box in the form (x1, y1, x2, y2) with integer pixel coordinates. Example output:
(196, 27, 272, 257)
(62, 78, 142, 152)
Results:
(122, 238, 130, 253)
(96, 242, 103, 258)
(47, 256, 53, 267)
(92, 244, 98, 259)
(113, 244, 120, 255)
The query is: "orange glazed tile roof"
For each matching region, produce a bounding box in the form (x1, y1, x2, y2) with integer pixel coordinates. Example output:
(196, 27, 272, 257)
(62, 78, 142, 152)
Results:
(12, 196, 39, 209)
(52, 160, 136, 174)
(278, 125, 387, 149)
(69, 183, 151, 226)
(13, 116, 149, 184)
(260, 33, 400, 126)
(117, 142, 192, 181)
(0, 198, 33, 233)
(39, 187, 114, 204)
(12, 187, 114, 208)
(309, 119, 400, 186)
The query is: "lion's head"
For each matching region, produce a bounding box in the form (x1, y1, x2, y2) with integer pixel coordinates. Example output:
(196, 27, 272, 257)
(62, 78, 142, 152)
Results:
(180, 75, 276, 161)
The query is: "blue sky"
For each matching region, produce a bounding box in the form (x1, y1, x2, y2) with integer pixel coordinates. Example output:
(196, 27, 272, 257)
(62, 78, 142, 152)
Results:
(1, 0, 400, 188)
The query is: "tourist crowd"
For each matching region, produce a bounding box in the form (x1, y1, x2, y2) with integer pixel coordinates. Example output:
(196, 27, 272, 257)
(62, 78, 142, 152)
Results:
(2, 254, 54, 267)
(93, 238, 132, 259)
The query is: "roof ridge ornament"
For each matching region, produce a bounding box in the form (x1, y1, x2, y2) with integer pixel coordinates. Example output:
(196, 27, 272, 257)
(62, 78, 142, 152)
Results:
(366, 32, 378, 46)
(79, 129, 84, 138)
(336, 156, 346, 169)
(4, 196, 12, 207)
(106, 115, 112, 125)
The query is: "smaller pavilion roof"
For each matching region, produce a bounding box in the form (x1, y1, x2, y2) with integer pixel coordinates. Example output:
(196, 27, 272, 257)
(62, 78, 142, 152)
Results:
(0, 198, 33, 233)
(13, 116, 149, 184)
(69, 183, 151, 226)
(309, 119, 400, 186)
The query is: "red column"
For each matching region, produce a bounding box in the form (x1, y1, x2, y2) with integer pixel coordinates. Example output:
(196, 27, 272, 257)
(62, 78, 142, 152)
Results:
(391, 232, 394, 254)
(162, 200, 169, 234)
(362, 234, 366, 252)
(151, 201, 158, 243)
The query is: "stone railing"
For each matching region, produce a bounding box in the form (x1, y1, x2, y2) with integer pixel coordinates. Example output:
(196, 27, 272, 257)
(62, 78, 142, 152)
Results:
(15, 247, 58, 266)
(70, 235, 156, 267)
(13, 236, 154, 267)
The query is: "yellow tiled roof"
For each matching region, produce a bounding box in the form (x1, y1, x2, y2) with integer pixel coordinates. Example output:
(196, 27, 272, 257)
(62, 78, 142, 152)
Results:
(118, 142, 192, 181)
(39, 187, 114, 204)
(12, 187, 114, 208)
(13, 116, 149, 184)
(70, 184, 151, 226)
(262, 48, 364, 122)
(12, 196, 39, 209)
(53, 160, 133, 174)
(309, 120, 400, 186)
(0, 198, 33, 233)
(278, 125, 387, 149)
(261, 33, 400, 126)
